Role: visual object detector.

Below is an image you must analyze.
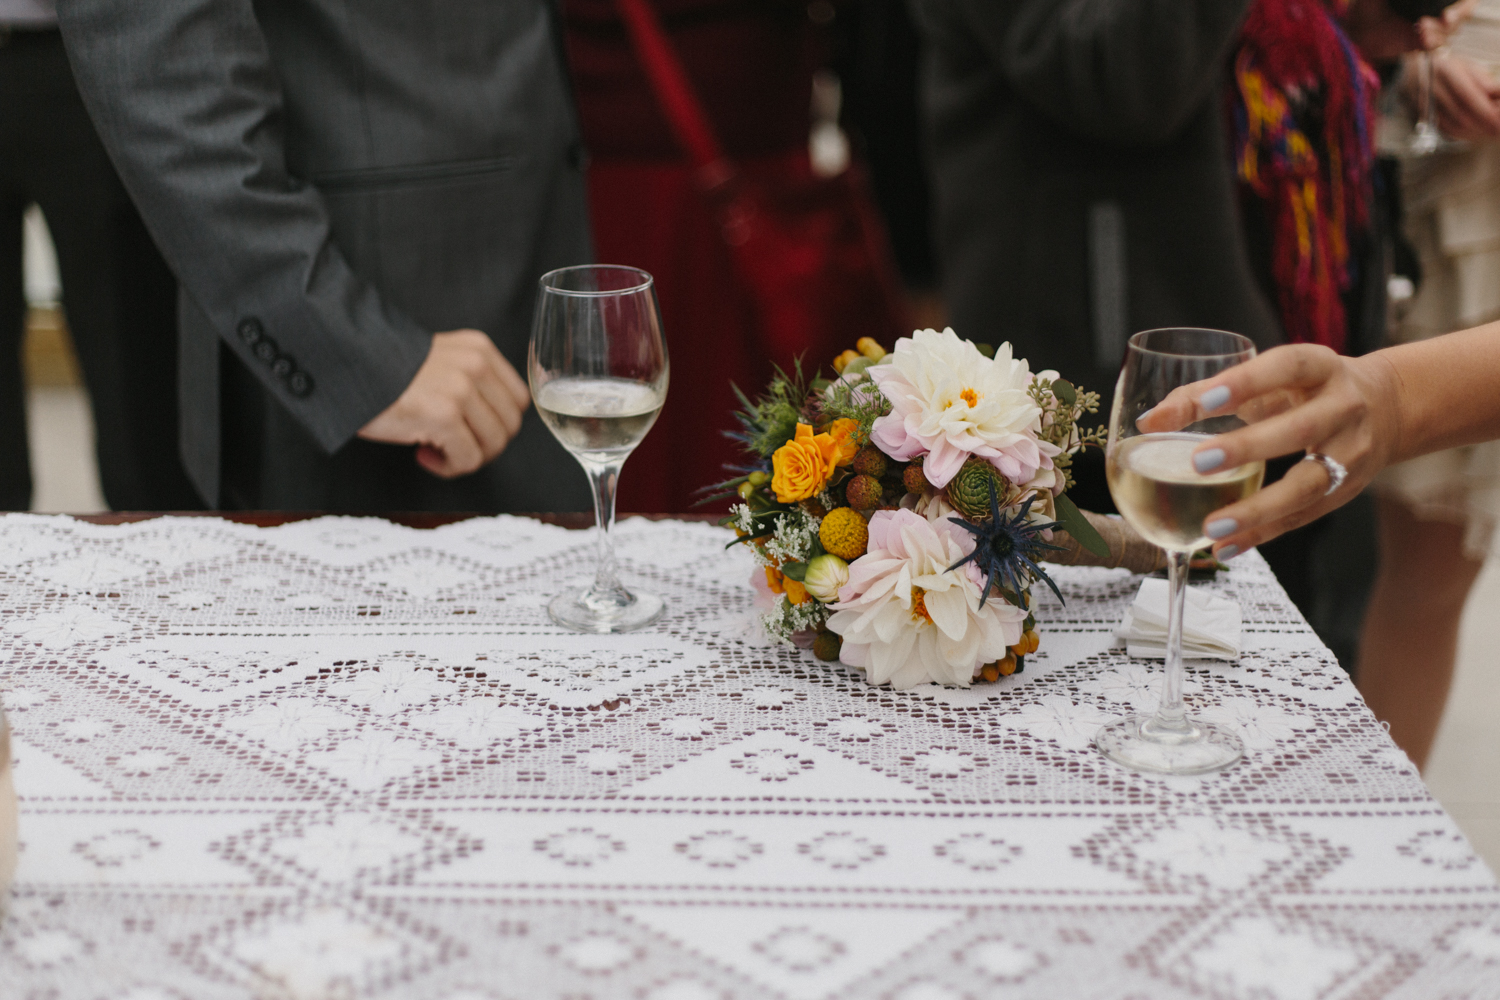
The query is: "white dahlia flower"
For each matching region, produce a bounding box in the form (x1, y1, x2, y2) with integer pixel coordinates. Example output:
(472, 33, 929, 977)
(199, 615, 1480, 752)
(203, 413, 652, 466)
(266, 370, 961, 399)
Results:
(868, 328, 1059, 490)
(827, 507, 1027, 689)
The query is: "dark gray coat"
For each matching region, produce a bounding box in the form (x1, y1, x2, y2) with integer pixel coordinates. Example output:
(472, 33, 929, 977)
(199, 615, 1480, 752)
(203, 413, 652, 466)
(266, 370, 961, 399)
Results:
(59, 0, 593, 510)
(911, 0, 1283, 400)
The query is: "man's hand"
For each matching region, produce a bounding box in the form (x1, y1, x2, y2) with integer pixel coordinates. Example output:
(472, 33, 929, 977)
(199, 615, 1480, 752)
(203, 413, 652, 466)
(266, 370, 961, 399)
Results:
(358, 329, 530, 478)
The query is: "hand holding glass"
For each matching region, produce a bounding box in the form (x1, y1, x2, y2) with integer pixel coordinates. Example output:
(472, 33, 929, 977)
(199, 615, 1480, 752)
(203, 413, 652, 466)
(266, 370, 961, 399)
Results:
(529, 265, 669, 633)
(1096, 328, 1263, 775)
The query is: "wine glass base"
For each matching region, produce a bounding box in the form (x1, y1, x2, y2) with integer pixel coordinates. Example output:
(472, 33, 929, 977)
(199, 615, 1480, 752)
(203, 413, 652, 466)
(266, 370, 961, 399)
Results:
(547, 589, 664, 634)
(1095, 715, 1243, 775)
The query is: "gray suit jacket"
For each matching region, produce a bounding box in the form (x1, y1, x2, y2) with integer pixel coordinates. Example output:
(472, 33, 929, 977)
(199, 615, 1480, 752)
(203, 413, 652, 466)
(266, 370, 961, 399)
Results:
(912, 0, 1283, 404)
(59, 0, 594, 511)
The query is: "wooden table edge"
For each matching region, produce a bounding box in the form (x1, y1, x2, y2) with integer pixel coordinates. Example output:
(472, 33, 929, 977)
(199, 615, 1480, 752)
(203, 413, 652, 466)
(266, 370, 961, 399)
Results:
(58, 511, 725, 530)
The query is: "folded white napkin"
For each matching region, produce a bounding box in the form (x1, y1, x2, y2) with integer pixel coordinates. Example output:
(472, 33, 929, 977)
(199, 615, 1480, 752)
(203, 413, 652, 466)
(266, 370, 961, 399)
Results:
(1117, 578, 1242, 660)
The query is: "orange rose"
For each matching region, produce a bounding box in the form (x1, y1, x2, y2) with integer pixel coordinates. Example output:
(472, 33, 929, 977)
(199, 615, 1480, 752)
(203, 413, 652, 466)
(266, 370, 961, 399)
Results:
(826, 418, 860, 467)
(765, 567, 786, 594)
(771, 423, 841, 502)
(784, 578, 810, 605)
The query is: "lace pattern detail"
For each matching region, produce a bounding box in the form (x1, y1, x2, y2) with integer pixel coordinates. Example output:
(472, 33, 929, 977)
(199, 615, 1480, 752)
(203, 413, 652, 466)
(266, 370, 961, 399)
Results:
(0, 513, 1495, 999)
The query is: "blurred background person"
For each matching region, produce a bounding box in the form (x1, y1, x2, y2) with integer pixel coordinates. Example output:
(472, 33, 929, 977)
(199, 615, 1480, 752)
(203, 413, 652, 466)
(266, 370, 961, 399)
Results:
(908, 0, 1284, 518)
(831, 0, 944, 330)
(1361, 4, 1500, 766)
(0, 1, 201, 511)
(1222, 0, 1388, 670)
(59, 1, 592, 513)
(564, 0, 907, 514)
(908, 0, 1451, 671)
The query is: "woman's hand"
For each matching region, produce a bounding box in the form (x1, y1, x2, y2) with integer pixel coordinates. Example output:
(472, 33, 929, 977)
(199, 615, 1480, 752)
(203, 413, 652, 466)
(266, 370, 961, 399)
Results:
(1411, 51, 1500, 141)
(1346, 0, 1476, 62)
(1136, 345, 1402, 558)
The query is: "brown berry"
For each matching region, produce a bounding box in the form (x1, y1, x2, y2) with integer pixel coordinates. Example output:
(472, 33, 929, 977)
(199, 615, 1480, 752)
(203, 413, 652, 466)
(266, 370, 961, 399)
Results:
(903, 459, 930, 495)
(851, 445, 888, 478)
(812, 630, 843, 661)
(844, 474, 883, 510)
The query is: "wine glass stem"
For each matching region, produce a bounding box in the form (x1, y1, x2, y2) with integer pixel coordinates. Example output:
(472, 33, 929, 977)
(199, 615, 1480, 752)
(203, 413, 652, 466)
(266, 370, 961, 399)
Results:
(1150, 549, 1192, 734)
(1422, 51, 1434, 127)
(584, 459, 630, 604)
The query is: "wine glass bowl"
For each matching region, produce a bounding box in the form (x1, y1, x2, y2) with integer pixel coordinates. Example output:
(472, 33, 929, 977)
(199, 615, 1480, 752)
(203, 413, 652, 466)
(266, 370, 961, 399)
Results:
(1096, 328, 1261, 775)
(529, 265, 669, 633)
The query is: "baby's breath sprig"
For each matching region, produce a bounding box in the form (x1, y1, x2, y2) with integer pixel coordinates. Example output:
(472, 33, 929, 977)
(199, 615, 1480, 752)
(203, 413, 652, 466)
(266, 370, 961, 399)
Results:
(763, 509, 819, 566)
(761, 592, 828, 643)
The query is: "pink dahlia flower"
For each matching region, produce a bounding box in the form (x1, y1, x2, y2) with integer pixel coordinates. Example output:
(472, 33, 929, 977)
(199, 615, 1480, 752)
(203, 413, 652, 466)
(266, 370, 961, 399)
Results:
(869, 328, 1059, 489)
(827, 508, 1027, 689)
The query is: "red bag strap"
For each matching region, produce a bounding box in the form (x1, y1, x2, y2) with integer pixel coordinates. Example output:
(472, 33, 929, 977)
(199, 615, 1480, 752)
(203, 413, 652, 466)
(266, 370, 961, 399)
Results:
(612, 0, 738, 190)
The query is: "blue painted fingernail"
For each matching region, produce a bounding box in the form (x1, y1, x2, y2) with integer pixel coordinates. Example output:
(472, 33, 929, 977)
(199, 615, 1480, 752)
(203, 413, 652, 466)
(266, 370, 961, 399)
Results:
(1206, 517, 1238, 540)
(1199, 386, 1231, 412)
(1193, 448, 1226, 474)
(1217, 544, 1240, 560)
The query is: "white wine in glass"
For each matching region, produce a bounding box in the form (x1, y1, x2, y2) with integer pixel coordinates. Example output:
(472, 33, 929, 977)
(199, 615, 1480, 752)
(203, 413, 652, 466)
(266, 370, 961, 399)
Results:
(1096, 328, 1260, 775)
(534, 376, 664, 464)
(529, 265, 669, 634)
(1109, 433, 1264, 552)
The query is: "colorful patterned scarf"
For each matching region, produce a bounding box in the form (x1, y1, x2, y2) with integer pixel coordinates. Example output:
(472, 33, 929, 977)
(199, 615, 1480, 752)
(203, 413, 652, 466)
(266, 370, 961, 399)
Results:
(1228, 0, 1380, 353)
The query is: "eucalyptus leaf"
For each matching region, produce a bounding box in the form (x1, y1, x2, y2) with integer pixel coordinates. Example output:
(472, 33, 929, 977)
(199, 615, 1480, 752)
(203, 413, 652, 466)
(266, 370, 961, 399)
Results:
(1054, 492, 1110, 558)
(780, 560, 809, 582)
(1052, 379, 1077, 406)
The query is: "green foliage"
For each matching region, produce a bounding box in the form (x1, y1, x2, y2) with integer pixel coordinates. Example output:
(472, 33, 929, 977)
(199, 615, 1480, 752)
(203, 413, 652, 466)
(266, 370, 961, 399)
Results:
(819, 373, 891, 447)
(732, 362, 810, 458)
(1028, 376, 1106, 492)
(1053, 492, 1110, 559)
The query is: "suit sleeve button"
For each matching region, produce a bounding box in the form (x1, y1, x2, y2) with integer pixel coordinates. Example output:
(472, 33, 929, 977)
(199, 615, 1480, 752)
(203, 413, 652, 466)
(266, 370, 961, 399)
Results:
(287, 370, 314, 397)
(271, 356, 295, 380)
(237, 317, 264, 345)
(253, 336, 279, 364)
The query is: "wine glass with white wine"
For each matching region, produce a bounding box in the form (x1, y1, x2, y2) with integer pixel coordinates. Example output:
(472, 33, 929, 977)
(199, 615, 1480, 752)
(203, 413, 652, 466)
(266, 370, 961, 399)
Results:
(1097, 328, 1263, 775)
(529, 265, 669, 633)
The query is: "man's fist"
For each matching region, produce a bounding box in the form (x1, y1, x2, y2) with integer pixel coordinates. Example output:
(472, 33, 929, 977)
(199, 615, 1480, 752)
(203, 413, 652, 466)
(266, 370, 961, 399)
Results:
(358, 329, 530, 478)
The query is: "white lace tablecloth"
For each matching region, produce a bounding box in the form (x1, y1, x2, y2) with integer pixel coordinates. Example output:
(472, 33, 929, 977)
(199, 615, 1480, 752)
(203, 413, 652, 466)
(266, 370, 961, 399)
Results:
(0, 512, 1496, 1000)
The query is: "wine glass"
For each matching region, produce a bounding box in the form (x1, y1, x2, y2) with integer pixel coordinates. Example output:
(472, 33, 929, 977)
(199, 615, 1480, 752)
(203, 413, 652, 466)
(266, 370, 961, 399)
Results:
(1096, 328, 1263, 775)
(1410, 50, 1442, 156)
(529, 265, 669, 633)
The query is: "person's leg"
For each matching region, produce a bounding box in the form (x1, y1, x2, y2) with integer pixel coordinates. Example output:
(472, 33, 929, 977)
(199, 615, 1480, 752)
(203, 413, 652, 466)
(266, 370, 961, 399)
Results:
(0, 43, 35, 512)
(0, 195, 32, 512)
(23, 32, 200, 511)
(1357, 495, 1484, 769)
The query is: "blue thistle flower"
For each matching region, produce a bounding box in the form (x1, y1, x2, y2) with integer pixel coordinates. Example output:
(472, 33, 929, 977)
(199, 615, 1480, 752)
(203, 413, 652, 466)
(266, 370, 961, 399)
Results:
(945, 478, 1065, 610)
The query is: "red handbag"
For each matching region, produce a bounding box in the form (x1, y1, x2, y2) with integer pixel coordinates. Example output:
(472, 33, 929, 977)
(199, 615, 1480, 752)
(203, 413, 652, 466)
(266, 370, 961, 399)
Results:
(612, 0, 910, 367)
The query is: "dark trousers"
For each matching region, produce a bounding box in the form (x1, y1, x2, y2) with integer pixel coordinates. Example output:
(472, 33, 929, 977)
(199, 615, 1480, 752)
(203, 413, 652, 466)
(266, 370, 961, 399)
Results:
(0, 28, 201, 510)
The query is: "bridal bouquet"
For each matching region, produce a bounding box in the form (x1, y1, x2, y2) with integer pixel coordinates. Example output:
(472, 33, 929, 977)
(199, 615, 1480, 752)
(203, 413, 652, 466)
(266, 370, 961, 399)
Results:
(711, 327, 1109, 690)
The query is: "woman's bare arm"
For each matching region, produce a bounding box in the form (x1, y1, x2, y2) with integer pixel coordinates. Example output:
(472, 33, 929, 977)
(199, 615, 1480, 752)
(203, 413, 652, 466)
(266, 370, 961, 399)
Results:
(1137, 322, 1500, 555)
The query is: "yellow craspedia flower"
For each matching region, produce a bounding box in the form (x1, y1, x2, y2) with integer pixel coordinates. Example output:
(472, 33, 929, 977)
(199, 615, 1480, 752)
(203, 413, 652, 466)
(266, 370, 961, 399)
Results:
(819, 507, 869, 561)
